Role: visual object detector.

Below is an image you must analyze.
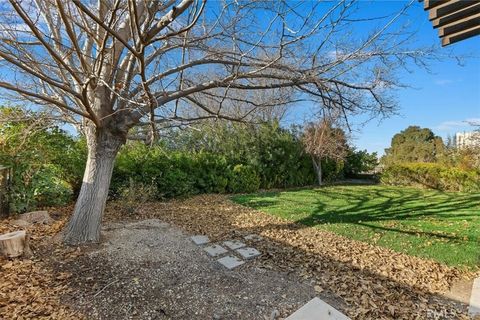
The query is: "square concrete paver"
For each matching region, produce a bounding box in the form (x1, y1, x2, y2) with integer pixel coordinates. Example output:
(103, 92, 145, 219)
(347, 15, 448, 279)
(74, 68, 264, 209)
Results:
(191, 235, 210, 245)
(235, 247, 261, 260)
(223, 240, 246, 250)
(217, 255, 245, 269)
(469, 277, 480, 317)
(286, 297, 350, 320)
(204, 244, 228, 257)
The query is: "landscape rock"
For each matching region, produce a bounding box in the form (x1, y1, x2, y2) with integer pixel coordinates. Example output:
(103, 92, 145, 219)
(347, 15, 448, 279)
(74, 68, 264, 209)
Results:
(17, 211, 53, 225)
(11, 219, 31, 228)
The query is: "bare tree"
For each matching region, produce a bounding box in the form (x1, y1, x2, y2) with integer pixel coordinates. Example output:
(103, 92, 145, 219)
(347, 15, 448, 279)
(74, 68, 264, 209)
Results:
(0, 0, 435, 244)
(303, 118, 348, 185)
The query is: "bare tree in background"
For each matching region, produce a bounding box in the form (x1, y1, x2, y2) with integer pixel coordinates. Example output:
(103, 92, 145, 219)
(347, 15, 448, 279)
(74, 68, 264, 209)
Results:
(303, 118, 348, 185)
(0, 0, 435, 244)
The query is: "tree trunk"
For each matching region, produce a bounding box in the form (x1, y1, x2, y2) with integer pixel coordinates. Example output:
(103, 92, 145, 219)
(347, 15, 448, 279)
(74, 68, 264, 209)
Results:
(312, 157, 322, 186)
(63, 127, 124, 245)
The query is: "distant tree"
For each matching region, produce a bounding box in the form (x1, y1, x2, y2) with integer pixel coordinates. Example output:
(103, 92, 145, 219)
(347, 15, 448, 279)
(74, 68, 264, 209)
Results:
(382, 126, 444, 165)
(302, 119, 348, 185)
(344, 149, 378, 177)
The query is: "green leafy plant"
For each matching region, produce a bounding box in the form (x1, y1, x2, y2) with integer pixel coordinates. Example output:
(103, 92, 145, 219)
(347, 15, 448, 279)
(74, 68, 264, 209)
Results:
(228, 164, 261, 193)
(381, 162, 480, 192)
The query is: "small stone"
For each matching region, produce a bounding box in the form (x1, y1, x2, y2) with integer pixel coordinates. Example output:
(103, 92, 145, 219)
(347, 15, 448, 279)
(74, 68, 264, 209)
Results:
(314, 285, 324, 293)
(190, 235, 210, 245)
(204, 244, 228, 257)
(235, 247, 261, 260)
(217, 255, 245, 269)
(244, 234, 263, 241)
(223, 240, 246, 250)
(270, 309, 280, 320)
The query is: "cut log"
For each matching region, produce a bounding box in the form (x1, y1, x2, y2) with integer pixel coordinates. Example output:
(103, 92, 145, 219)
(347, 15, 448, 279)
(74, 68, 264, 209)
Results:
(0, 230, 31, 258)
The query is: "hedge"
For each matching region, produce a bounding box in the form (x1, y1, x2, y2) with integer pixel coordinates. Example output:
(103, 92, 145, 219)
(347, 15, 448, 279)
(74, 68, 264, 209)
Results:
(381, 162, 480, 192)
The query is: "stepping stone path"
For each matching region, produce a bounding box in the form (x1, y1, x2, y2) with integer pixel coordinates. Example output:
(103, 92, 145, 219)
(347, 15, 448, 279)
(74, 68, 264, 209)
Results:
(204, 244, 228, 257)
(217, 255, 245, 269)
(190, 234, 262, 269)
(223, 240, 246, 250)
(190, 235, 210, 245)
(236, 247, 261, 260)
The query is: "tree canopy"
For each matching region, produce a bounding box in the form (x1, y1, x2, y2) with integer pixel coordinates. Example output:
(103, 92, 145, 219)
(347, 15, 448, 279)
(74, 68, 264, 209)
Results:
(382, 126, 445, 165)
(0, 0, 439, 244)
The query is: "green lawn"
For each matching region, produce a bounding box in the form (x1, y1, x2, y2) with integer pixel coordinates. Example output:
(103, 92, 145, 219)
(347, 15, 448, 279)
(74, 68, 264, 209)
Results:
(232, 185, 480, 269)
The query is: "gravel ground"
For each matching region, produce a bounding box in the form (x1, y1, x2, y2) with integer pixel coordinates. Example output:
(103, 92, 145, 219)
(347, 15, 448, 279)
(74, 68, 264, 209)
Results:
(58, 219, 328, 320)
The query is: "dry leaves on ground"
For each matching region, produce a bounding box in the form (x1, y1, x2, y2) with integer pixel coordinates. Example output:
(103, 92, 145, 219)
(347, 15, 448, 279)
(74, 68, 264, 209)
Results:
(108, 195, 475, 320)
(0, 206, 82, 319)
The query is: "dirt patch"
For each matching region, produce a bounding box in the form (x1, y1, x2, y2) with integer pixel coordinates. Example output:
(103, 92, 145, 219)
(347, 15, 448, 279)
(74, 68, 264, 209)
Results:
(58, 219, 321, 319)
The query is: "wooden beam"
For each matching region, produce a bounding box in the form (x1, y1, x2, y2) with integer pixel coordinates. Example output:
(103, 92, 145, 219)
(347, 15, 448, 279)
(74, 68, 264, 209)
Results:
(438, 12, 480, 37)
(429, 0, 474, 20)
(432, 3, 480, 28)
(442, 24, 480, 45)
(423, 0, 450, 10)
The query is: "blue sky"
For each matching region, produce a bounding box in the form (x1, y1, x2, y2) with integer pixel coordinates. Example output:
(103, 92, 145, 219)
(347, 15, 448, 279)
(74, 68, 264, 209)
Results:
(1, 0, 478, 156)
(281, 1, 480, 155)
(334, 1, 480, 155)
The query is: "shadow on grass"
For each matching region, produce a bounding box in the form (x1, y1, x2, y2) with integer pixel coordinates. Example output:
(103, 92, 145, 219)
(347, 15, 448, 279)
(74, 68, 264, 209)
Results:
(234, 186, 480, 244)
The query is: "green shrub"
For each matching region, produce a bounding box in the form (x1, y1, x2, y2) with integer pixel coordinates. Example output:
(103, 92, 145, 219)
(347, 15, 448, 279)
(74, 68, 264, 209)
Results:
(228, 164, 261, 193)
(381, 163, 480, 192)
(112, 144, 234, 198)
(0, 107, 83, 212)
(322, 158, 345, 182)
(165, 121, 316, 189)
(9, 165, 73, 212)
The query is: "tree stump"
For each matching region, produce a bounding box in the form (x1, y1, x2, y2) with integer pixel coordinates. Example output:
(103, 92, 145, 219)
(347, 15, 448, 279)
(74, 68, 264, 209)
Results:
(0, 230, 31, 258)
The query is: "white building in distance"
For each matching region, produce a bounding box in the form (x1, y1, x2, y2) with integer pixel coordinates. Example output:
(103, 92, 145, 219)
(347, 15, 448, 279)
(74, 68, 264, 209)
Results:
(456, 131, 480, 149)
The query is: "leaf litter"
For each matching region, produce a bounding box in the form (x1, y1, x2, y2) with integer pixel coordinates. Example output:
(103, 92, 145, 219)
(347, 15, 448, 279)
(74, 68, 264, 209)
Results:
(0, 196, 477, 319)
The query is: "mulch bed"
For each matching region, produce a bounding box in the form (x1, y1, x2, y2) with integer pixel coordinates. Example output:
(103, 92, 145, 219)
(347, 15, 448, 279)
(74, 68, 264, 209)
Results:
(0, 195, 477, 319)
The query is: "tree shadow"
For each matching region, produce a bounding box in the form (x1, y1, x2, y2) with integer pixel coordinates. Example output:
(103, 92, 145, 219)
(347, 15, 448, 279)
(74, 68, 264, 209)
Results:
(237, 186, 480, 244)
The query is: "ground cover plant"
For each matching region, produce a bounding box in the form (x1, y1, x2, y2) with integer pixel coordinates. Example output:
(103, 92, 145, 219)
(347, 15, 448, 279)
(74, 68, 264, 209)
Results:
(232, 185, 480, 269)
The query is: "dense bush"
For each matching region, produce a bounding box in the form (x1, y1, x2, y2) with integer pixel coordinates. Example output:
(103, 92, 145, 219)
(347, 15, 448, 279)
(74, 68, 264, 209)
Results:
(112, 122, 382, 198)
(112, 144, 233, 198)
(113, 122, 319, 199)
(228, 164, 260, 193)
(0, 107, 86, 212)
(1, 109, 366, 211)
(164, 121, 316, 189)
(381, 163, 480, 192)
(344, 149, 378, 177)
